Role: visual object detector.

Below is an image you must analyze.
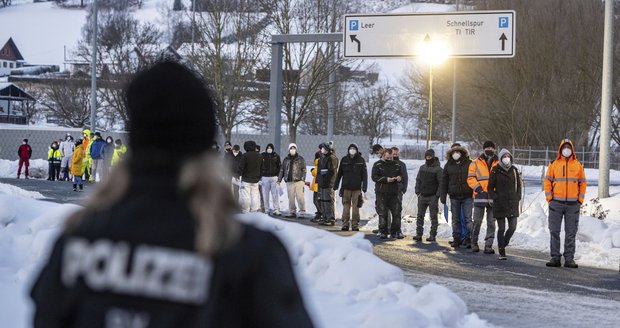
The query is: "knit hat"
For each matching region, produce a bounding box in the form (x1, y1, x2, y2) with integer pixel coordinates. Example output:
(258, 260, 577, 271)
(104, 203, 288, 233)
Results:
(451, 143, 461, 148)
(483, 140, 495, 149)
(289, 143, 297, 150)
(125, 61, 216, 159)
(424, 149, 435, 157)
(23, 138, 28, 143)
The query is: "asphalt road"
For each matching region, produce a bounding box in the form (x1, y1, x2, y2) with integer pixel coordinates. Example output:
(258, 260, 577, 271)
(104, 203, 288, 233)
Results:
(3, 177, 619, 327)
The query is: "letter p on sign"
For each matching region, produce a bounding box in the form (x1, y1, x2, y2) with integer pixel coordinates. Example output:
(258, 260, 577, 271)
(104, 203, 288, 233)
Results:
(499, 17, 509, 28)
(350, 20, 359, 31)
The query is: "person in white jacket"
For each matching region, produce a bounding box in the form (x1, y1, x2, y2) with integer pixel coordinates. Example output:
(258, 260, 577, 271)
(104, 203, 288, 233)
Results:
(59, 134, 75, 181)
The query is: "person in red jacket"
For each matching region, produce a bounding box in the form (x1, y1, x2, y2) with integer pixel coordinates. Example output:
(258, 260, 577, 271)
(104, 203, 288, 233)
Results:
(17, 138, 32, 179)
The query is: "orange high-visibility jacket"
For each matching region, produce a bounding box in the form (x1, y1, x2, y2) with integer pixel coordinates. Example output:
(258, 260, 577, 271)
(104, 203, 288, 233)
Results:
(467, 155, 499, 203)
(544, 139, 586, 203)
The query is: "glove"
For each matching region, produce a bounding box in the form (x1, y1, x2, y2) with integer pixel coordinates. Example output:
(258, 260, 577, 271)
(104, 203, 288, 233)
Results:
(474, 186, 483, 193)
(440, 196, 446, 204)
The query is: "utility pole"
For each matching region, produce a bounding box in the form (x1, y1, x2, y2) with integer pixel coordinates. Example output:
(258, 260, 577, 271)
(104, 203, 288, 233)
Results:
(89, 0, 97, 132)
(599, 0, 614, 198)
(191, 0, 196, 53)
(450, 0, 460, 145)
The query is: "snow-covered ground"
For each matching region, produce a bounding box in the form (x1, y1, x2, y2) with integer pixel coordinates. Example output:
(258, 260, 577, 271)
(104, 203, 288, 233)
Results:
(0, 180, 488, 328)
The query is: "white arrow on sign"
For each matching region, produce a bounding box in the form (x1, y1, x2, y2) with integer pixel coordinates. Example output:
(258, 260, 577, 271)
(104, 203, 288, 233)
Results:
(343, 10, 515, 58)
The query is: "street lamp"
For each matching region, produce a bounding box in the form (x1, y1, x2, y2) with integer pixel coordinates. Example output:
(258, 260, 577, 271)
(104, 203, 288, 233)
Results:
(418, 35, 449, 150)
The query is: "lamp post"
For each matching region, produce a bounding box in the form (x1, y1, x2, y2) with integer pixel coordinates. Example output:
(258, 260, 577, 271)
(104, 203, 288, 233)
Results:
(419, 35, 448, 150)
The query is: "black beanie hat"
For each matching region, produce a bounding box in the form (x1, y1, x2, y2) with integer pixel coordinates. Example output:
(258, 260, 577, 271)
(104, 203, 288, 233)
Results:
(125, 61, 215, 159)
(425, 149, 435, 157)
(483, 140, 495, 149)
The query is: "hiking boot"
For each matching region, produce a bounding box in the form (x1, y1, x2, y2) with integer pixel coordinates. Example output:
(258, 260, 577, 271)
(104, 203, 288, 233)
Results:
(546, 258, 561, 267)
(392, 232, 405, 239)
(498, 248, 507, 260)
(412, 235, 423, 241)
(426, 236, 436, 242)
(472, 244, 480, 252)
(379, 233, 388, 239)
(341, 225, 349, 231)
(450, 240, 461, 249)
(483, 247, 495, 254)
(564, 260, 579, 268)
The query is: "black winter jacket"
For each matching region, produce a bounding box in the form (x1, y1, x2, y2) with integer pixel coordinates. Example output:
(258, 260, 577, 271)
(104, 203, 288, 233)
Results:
(317, 152, 339, 188)
(488, 165, 522, 218)
(225, 151, 243, 178)
(395, 158, 409, 194)
(238, 141, 263, 183)
(30, 179, 314, 328)
(441, 146, 473, 202)
(261, 152, 281, 177)
(334, 153, 368, 192)
(415, 157, 442, 197)
(371, 159, 401, 194)
(279, 154, 306, 182)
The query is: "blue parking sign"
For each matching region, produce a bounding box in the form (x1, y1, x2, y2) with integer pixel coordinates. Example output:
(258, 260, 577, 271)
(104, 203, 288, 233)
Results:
(499, 17, 509, 28)
(349, 20, 359, 31)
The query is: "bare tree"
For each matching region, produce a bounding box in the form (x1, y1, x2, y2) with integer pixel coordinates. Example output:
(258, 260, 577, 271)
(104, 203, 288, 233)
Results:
(76, 6, 163, 127)
(257, 0, 356, 142)
(348, 83, 395, 150)
(188, 0, 269, 141)
(39, 79, 91, 127)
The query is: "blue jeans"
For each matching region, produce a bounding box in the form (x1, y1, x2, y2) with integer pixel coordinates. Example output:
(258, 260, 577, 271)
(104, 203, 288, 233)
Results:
(450, 197, 473, 242)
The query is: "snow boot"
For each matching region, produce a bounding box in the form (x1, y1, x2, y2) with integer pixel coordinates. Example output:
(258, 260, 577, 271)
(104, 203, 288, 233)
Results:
(450, 239, 461, 249)
(426, 236, 436, 242)
(412, 235, 423, 241)
(472, 244, 480, 252)
(564, 260, 579, 268)
(546, 258, 561, 267)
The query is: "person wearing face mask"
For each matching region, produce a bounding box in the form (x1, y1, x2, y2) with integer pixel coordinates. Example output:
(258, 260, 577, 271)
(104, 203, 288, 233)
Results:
(317, 142, 339, 225)
(60, 134, 75, 181)
(543, 139, 586, 268)
(468, 141, 499, 254)
(227, 145, 243, 202)
(47, 141, 62, 181)
(17, 138, 32, 179)
(488, 149, 522, 260)
(261, 143, 281, 216)
(440, 143, 474, 248)
(237, 140, 263, 213)
(333, 144, 367, 231)
(278, 144, 307, 218)
(224, 141, 233, 155)
(372, 148, 403, 239)
(413, 149, 442, 242)
(101, 136, 115, 181)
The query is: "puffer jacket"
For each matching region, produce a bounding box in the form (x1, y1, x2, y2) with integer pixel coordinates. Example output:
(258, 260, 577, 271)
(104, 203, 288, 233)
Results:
(489, 149, 522, 218)
(310, 156, 319, 192)
(543, 139, 586, 204)
(440, 146, 473, 202)
(334, 145, 367, 192)
(60, 141, 74, 158)
(261, 148, 281, 177)
(70, 144, 85, 176)
(371, 159, 401, 194)
(48, 147, 62, 164)
(415, 157, 442, 197)
(279, 154, 307, 183)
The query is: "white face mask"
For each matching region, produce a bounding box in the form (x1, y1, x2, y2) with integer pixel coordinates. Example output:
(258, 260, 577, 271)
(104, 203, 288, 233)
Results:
(562, 148, 572, 158)
(452, 152, 461, 161)
(267, 148, 273, 154)
(290, 149, 297, 156)
(233, 151, 239, 156)
(349, 149, 357, 156)
(502, 157, 511, 166)
(321, 148, 328, 155)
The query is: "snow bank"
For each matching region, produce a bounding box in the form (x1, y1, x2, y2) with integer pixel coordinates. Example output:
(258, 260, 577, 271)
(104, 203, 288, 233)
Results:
(0, 159, 49, 180)
(0, 183, 487, 328)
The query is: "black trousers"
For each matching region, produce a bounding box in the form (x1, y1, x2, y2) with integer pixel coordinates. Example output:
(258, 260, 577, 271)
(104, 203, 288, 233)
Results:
(377, 192, 402, 234)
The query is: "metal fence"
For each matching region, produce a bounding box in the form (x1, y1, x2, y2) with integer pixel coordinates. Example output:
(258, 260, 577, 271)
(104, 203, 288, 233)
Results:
(396, 143, 620, 170)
